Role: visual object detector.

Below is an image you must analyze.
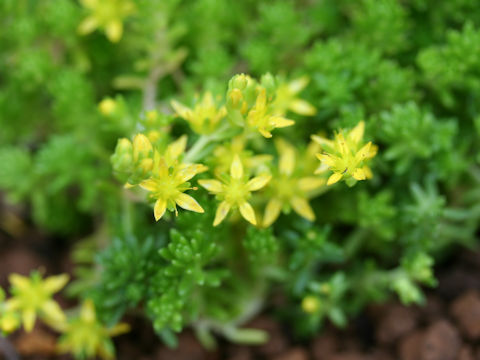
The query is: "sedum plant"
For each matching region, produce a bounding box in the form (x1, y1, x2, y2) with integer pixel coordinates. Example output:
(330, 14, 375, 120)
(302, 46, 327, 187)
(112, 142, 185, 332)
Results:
(1, 0, 480, 358)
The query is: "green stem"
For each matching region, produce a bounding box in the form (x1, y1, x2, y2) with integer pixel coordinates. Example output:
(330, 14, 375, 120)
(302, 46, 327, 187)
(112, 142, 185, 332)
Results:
(183, 123, 235, 163)
(344, 229, 367, 260)
(184, 134, 212, 163)
(122, 189, 134, 237)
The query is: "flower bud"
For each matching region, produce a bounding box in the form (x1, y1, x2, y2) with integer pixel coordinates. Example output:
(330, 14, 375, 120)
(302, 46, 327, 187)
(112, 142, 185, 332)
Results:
(230, 89, 244, 106)
(98, 98, 116, 116)
(132, 134, 153, 161)
(111, 138, 134, 173)
(230, 74, 249, 90)
(301, 295, 320, 313)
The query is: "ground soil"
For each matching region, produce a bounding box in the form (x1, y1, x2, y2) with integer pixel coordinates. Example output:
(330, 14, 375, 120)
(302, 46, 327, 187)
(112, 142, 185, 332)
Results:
(1, 202, 480, 359)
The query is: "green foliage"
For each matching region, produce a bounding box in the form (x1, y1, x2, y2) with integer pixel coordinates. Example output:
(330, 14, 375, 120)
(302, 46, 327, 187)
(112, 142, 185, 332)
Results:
(88, 236, 161, 325)
(373, 102, 458, 177)
(303, 39, 415, 119)
(418, 22, 480, 106)
(349, 0, 409, 55)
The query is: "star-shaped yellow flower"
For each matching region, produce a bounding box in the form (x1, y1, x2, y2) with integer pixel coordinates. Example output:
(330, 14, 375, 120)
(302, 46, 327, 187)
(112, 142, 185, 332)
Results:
(247, 88, 294, 138)
(263, 139, 325, 227)
(199, 155, 271, 226)
(7, 272, 69, 332)
(58, 299, 129, 360)
(312, 121, 377, 186)
(78, 0, 135, 43)
(272, 76, 317, 116)
(212, 136, 272, 177)
(171, 92, 227, 135)
(140, 153, 205, 221)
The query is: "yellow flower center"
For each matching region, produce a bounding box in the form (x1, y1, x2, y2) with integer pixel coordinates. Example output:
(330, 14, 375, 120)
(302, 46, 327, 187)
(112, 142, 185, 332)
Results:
(273, 176, 297, 200)
(150, 176, 181, 200)
(224, 179, 249, 205)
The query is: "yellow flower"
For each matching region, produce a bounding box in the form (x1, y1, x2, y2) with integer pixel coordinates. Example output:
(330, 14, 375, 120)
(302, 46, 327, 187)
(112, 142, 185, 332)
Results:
(0, 287, 20, 334)
(140, 151, 205, 221)
(78, 0, 135, 43)
(212, 136, 272, 177)
(98, 98, 116, 116)
(301, 295, 321, 314)
(263, 139, 325, 227)
(58, 299, 129, 360)
(171, 92, 227, 134)
(0, 310, 20, 334)
(312, 121, 377, 186)
(247, 88, 295, 138)
(199, 155, 271, 226)
(145, 109, 158, 123)
(7, 272, 69, 332)
(272, 77, 316, 116)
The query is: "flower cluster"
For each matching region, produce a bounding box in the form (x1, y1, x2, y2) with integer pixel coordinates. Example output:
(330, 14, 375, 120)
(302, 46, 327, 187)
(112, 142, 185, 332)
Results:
(199, 155, 271, 226)
(112, 134, 207, 221)
(263, 139, 326, 227)
(111, 74, 378, 227)
(0, 271, 128, 359)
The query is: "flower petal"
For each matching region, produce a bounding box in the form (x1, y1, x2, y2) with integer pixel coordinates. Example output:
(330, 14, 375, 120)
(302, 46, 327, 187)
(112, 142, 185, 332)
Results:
(298, 177, 326, 192)
(263, 198, 282, 227)
(363, 166, 373, 179)
(291, 197, 315, 221)
(80, 0, 98, 9)
(271, 116, 294, 128)
(43, 274, 69, 294)
(289, 99, 316, 116)
(239, 202, 257, 225)
(22, 308, 36, 332)
(80, 299, 96, 322)
(108, 322, 131, 337)
(355, 142, 372, 161)
(175, 193, 204, 213)
(139, 179, 157, 192)
(327, 173, 343, 186)
(177, 165, 200, 182)
(348, 121, 365, 144)
(166, 135, 187, 165)
(105, 20, 123, 42)
(198, 179, 223, 193)
(352, 168, 366, 181)
(288, 76, 309, 93)
(230, 155, 244, 179)
(316, 153, 336, 167)
(132, 134, 152, 161)
(246, 175, 271, 191)
(41, 300, 66, 325)
(367, 144, 378, 159)
(314, 163, 329, 175)
(336, 133, 349, 156)
(259, 129, 272, 138)
(77, 16, 98, 35)
(171, 100, 193, 120)
(279, 144, 295, 176)
(9, 274, 30, 291)
(154, 199, 167, 221)
(214, 201, 231, 226)
(311, 135, 335, 148)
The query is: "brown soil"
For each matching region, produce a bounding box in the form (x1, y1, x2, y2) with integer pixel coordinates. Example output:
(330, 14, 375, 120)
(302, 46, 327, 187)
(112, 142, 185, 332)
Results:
(1, 205, 480, 359)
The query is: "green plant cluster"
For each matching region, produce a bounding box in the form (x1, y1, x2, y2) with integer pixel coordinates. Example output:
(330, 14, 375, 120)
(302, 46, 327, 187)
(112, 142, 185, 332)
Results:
(2, 0, 480, 358)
